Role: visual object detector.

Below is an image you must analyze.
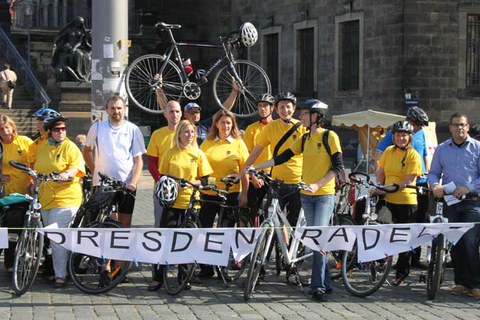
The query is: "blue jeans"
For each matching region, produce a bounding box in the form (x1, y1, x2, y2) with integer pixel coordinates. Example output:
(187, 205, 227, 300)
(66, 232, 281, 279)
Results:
(300, 193, 335, 293)
(444, 199, 480, 289)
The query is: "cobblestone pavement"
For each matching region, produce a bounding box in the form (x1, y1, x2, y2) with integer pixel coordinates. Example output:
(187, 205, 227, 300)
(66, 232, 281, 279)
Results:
(0, 171, 478, 319)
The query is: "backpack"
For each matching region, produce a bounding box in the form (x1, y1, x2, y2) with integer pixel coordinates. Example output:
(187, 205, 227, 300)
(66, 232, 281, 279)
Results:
(301, 129, 346, 191)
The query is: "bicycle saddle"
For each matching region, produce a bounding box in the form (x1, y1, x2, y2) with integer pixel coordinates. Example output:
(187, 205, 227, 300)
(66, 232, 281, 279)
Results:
(155, 22, 181, 30)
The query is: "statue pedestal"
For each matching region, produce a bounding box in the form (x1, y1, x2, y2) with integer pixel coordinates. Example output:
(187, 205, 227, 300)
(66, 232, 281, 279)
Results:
(58, 82, 92, 112)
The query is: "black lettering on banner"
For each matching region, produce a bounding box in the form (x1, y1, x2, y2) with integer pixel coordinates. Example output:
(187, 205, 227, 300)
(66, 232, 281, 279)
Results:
(300, 229, 322, 246)
(448, 226, 462, 230)
(142, 231, 162, 252)
(205, 232, 224, 253)
(417, 227, 432, 238)
(235, 229, 256, 248)
(77, 230, 99, 246)
(171, 231, 193, 252)
(110, 230, 131, 249)
(389, 227, 410, 243)
(363, 228, 380, 250)
(43, 231, 66, 245)
(328, 227, 348, 242)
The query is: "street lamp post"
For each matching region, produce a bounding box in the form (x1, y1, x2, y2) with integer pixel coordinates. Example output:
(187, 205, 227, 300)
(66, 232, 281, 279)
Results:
(24, 0, 34, 67)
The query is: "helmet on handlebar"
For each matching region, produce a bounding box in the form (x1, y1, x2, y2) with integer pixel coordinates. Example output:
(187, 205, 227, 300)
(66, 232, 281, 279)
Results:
(239, 22, 258, 47)
(155, 176, 179, 207)
(274, 92, 297, 106)
(406, 106, 429, 127)
(391, 120, 413, 134)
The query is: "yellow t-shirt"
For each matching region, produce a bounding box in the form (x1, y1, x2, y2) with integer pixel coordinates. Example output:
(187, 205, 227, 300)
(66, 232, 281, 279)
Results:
(256, 119, 306, 183)
(35, 138, 86, 210)
(159, 146, 213, 209)
(379, 146, 422, 205)
(28, 132, 48, 164)
(243, 121, 272, 168)
(1, 135, 33, 195)
(200, 137, 249, 194)
(290, 129, 342, 196)
(147, 126, 175, 168)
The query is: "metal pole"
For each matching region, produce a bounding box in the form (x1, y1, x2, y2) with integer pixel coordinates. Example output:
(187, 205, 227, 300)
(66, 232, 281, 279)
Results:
(27, 26, 30, 67)
(91, 0, 129, 121)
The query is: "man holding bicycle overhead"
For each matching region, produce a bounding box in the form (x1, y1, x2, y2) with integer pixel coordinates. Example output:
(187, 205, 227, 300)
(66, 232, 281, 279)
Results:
(147, 100, 182, 227)
(249, 99, 343, 302)
(243, 93, 275, 225)
(428, 113, 480, 298)
(243, 92, 306, 227)
(83, 95, 146, 228)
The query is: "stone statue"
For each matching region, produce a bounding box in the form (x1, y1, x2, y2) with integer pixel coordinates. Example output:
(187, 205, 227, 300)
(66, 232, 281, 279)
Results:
(51, 16, 92, 82)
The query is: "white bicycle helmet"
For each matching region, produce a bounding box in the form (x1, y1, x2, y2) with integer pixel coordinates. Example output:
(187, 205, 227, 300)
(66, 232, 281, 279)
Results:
(155, 176, 179, 207)
(239, 22, 258, 47)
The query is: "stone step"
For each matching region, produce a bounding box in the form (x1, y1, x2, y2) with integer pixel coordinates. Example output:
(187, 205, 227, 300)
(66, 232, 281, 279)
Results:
(0, 108, 37, 138)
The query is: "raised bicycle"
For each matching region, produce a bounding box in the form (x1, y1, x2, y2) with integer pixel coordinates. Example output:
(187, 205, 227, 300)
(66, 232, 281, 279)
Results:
(8, 160, 65, 296)
(125, 21, 271, 118)
(67, 172, 132, 294)
(340, 171, 399, 297)
(243, 170, 313, 301)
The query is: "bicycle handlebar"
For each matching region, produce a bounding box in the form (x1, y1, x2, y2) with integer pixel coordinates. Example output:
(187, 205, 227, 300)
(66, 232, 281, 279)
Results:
(348, 171, 399, 194)
(9, 161, 71, 183)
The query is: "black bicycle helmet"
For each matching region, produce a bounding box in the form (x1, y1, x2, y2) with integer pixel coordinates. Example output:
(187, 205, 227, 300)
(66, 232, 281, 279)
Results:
(406, 106, 429, 127)
(256, 93, 274, 105)
(43, 113, 67, 131)
(274, 92, 297, 106)
(299, 99, 328, 115)
(391, 121, 414, 134)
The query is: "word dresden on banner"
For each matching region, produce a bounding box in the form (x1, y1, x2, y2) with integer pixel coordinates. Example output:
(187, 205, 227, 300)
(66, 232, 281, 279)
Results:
(0, 223, 469, 265)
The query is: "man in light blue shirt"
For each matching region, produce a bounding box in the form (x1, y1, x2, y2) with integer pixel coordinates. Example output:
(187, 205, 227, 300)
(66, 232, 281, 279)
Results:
(428, 112, 480, 297)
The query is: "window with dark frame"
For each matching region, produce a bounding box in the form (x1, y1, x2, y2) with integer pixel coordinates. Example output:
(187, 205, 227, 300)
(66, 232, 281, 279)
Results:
(264, 33, 279, 93)
(466, 14, 480, 92)
(296, 27, 314, 95)
(339, 20, 359, 91)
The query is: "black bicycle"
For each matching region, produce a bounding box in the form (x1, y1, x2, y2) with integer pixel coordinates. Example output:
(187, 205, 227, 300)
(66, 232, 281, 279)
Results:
(67, 172, 132, 294)
(125, 21, 270, 118)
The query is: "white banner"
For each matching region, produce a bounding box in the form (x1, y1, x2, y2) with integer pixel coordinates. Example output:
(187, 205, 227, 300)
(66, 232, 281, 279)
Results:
(296, 223, 473, 262)
(12, 223, 471, 265)
(0, 228, 8, 248)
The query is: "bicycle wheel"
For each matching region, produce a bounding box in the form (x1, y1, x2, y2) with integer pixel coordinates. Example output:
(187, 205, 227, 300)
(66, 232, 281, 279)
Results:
(125, 54, 184, 114)
(244, 225, 272, 301)
(426, 234, 445, 300)
(213, 59, 271, 119)
(329, 214, 355, 280)
(219, 219, 252, 282)
(163, 220, 197, 295)
(12, 218, 44, 296)
(341, 240, 392, 297)
(68, 220, 131, 294)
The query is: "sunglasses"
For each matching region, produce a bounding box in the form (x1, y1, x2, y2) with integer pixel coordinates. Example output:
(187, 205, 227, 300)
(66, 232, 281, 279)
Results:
(187, 110, 200, 114)
(52, 127, 67, 133)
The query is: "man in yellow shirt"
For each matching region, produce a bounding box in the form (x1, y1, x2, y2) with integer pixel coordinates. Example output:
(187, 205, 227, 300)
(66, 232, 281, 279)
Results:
(243, 93, 274, 225)
(147, 100, 182, 227)
(243, 92, 306, 227)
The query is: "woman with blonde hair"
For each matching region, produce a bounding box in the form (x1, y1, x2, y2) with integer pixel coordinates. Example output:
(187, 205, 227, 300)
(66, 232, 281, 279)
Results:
(148, 119, 212, 291)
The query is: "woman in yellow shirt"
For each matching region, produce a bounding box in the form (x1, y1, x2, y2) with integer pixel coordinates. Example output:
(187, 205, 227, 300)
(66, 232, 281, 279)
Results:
(35, 113, 85, 287)
(197, 110, 249, 279)
(377, 121, 421, 286)
(148, 120, 213, 291)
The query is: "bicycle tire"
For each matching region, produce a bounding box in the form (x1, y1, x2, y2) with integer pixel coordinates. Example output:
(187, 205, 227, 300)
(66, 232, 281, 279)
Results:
(426, 234, 445, 300)
(163, 220, 197, 295)
(220, 219, 252, 282)
(12, 218, 44, 296)
(68, 220, 132, 294)
(125, 54, 184, 114)
(213, 59, 271, 119)
(341, 240, 392, 297)
(329, 215, 355, 280)
(244, 225, 271, 301)
(274, 235, 286, 276)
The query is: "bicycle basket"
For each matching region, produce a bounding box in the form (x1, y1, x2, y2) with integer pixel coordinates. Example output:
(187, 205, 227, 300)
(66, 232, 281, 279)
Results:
(239, 22, 258, 47)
